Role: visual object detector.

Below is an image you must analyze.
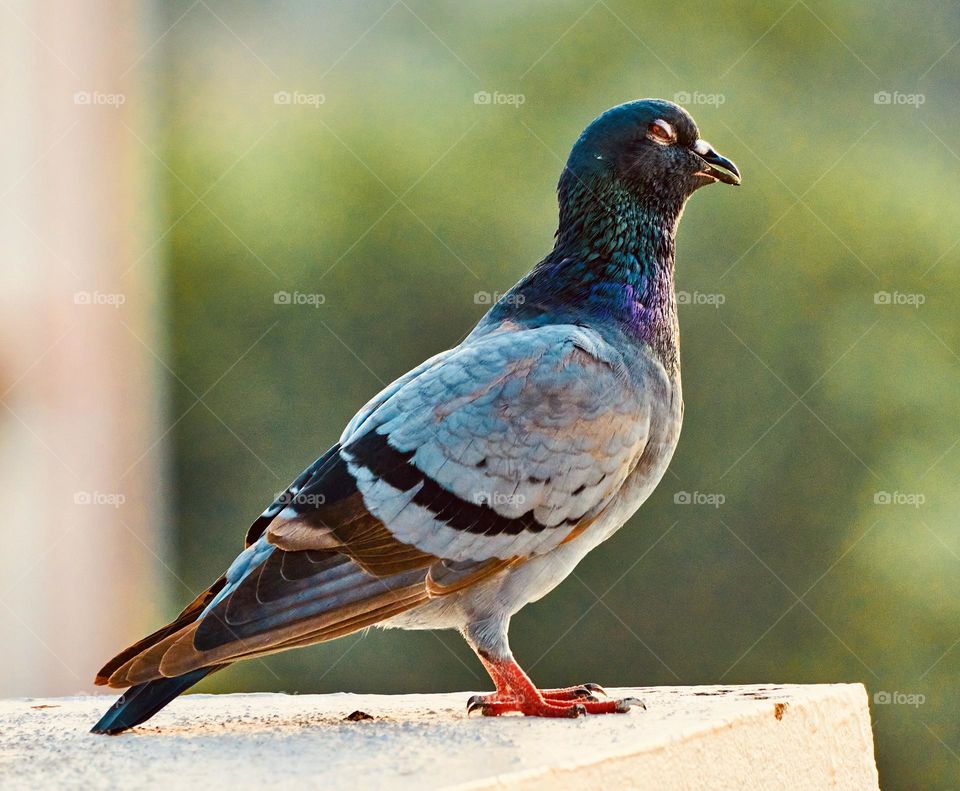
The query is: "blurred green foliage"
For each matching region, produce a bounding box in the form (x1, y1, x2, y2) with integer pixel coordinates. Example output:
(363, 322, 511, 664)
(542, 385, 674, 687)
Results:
(152, 2, 960, 787)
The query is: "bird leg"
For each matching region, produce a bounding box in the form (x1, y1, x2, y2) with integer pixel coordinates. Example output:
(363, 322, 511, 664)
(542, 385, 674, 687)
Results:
(462, 619, 643, 717)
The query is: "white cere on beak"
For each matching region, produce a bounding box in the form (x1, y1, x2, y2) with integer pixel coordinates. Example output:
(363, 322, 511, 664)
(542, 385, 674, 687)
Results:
(693, 139, 712, 156)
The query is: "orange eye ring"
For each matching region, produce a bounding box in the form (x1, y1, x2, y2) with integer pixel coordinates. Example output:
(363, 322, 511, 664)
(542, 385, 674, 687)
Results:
(647, 119, 675, 144)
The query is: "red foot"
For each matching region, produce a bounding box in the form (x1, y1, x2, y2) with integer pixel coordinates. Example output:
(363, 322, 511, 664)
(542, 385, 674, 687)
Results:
(467, 655, 644, 718)
(467, 694, 642, 717)
(468, 696, 583, 717)
(540, 683, 606, 701)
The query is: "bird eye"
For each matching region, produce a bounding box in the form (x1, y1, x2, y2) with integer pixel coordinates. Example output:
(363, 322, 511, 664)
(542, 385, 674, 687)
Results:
(647, 120, 675, 145)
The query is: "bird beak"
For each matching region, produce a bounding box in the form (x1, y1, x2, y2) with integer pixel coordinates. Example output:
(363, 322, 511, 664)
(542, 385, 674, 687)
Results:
(692, 139, 741, 185)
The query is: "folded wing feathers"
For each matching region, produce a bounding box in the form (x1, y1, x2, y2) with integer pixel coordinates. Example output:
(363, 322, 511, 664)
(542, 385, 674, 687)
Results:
(339, 325, 650, 562)
(104, 549, 429, 686)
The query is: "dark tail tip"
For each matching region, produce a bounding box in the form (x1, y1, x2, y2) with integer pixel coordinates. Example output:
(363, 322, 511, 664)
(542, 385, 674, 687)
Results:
(90, 666, 221, 735)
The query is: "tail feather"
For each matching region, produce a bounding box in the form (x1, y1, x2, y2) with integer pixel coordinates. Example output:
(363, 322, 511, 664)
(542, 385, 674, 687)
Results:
(95, 578, 226, 686)
(90, 666, 223, 735)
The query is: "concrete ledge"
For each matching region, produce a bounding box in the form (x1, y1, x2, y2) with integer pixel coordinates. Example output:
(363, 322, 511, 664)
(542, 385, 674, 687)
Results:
(1, 684, 879, 790)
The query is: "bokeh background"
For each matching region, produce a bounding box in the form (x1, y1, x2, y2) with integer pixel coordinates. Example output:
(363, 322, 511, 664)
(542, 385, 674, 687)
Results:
(2, 1, 958, 788)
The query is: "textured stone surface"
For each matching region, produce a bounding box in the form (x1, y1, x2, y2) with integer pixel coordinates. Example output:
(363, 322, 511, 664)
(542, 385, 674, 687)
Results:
(0, 684, 879, 790)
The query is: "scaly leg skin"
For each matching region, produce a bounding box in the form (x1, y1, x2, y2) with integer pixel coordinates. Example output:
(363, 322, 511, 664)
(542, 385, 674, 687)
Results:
(462, 618, 644, 718)
(539, 683, 607, 701)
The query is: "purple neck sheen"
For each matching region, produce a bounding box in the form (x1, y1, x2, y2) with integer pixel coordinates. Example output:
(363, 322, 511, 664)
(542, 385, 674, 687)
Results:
(497, 178, 683, 374)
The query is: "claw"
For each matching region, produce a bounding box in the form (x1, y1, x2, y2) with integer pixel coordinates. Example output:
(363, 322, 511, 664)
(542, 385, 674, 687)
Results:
(614, 697, 646, 713)
(571, 703, 586, 718)
(466, 695, 485, 715)
(584, 683, 607, 696)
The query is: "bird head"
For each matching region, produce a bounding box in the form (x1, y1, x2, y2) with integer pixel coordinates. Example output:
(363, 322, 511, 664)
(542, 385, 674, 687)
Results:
(563, 98, 741, 208)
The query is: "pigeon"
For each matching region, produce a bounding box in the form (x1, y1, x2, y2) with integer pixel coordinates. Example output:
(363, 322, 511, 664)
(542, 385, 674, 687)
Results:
(91, 98, 740, 734)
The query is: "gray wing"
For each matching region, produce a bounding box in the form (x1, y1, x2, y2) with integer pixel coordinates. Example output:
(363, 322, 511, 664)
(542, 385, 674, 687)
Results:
(330, 324, 653, 562)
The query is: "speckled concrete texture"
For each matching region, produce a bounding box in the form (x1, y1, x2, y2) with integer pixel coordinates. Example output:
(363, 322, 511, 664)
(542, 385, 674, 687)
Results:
(0, 684, 879, 790)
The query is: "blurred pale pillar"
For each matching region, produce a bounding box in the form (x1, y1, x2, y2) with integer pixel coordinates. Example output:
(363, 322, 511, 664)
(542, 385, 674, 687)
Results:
(0, 1, 167, 695)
